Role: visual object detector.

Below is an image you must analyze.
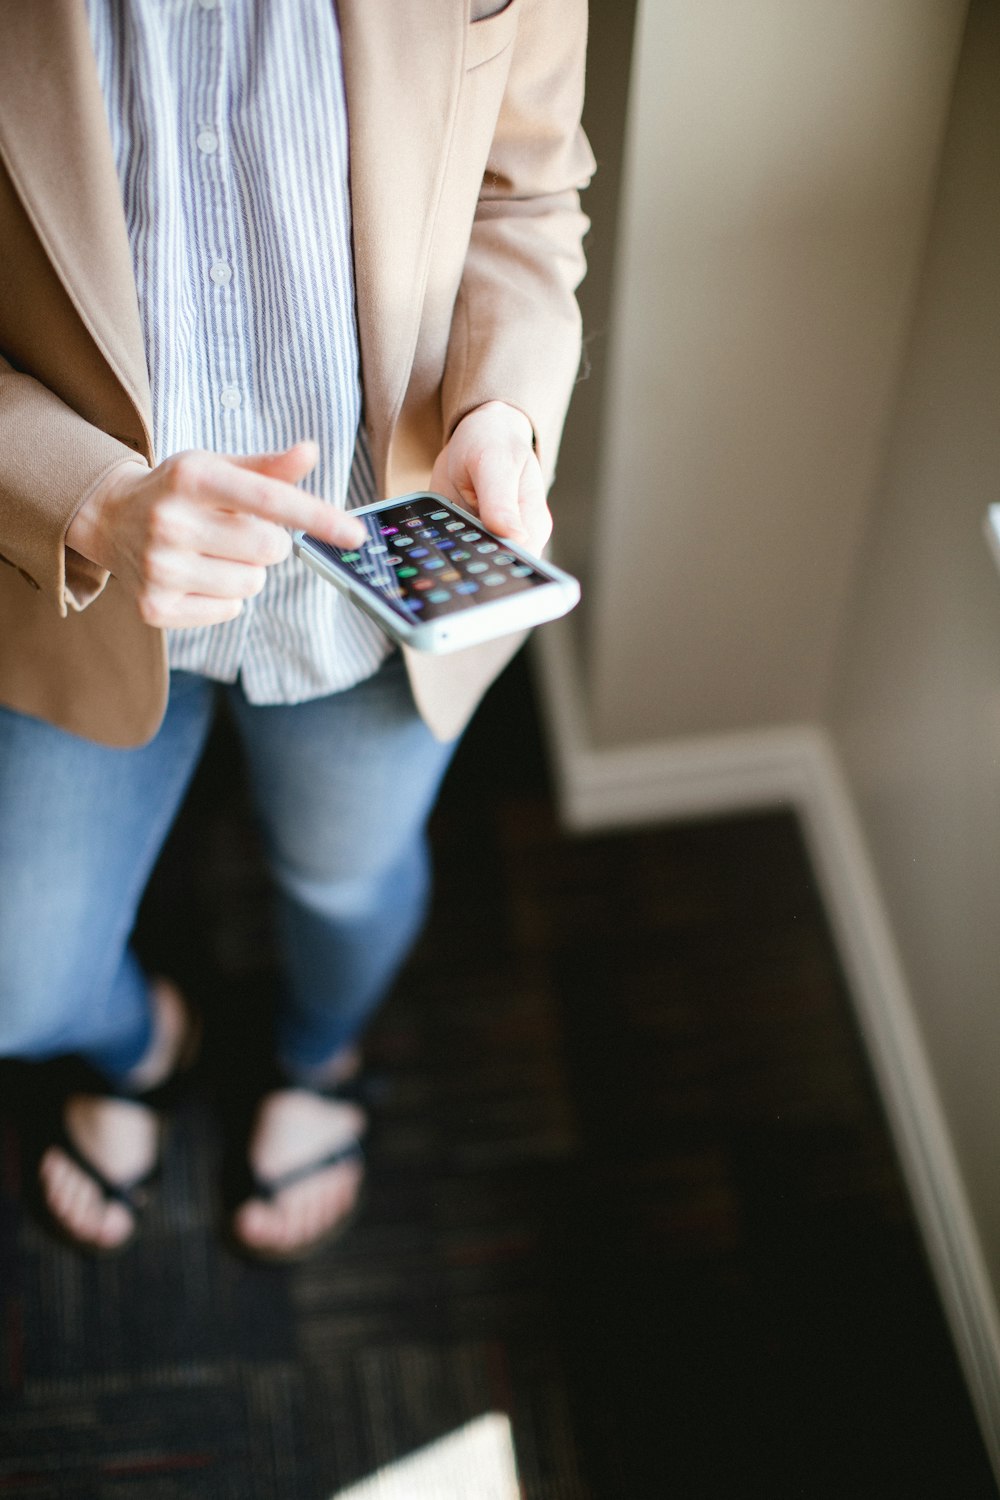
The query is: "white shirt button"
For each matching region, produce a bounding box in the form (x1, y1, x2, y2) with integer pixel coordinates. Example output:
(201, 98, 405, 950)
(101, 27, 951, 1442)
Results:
(197, 128, 219, 155)
(210, 261, 232, 286)
(220, 386, 242, 410)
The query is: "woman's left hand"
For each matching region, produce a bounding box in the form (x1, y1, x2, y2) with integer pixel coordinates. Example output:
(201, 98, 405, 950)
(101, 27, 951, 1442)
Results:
(429, 401, 552, 556)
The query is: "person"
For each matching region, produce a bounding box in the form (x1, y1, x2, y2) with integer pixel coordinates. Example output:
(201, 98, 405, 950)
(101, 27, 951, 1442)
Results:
(0, 0, 594, 1259)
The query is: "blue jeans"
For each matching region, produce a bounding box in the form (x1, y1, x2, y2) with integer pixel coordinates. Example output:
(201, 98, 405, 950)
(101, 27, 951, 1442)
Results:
(0, 654, 456, 1083)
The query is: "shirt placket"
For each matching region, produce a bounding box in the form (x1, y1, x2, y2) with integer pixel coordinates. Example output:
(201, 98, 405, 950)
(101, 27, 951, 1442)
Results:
(190, 0, 257, 661)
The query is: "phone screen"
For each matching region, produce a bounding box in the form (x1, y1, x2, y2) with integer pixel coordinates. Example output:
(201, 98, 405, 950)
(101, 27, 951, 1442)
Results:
(305, 495, 552, 622)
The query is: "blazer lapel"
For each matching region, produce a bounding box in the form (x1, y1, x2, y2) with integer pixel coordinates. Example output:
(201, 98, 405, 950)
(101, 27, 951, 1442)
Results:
(338, 0, 467, 491)
(0, 0, 153, 452)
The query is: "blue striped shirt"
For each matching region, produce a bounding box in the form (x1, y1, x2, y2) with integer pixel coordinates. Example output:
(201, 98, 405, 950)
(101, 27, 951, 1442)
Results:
(83, 0, 392, 701)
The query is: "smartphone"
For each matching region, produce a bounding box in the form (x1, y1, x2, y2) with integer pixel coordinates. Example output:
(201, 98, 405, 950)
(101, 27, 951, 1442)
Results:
(293, 491, 580, 654)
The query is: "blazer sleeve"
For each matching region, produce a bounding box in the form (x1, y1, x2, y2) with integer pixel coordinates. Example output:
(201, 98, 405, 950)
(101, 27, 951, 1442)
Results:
(0, 352, 146, 614)
(439, 0, 596, 489)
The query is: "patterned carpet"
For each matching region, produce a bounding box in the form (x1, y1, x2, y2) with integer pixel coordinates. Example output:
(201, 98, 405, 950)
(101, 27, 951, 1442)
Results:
(0, 652, 995, 1498)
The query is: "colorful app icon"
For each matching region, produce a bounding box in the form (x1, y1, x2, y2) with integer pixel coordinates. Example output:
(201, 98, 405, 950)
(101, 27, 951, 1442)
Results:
(466, 561, 488, 574)
(404, 518, 423, 528)
(430, 511, 450, 520)
(380, 525, 398, 536)
(445, 521, 464, 532)
(410, 547, 429, 559)
(427, 589, 451, 603)
(397, 565, 418, 578)
(460, 530, 480, 542)
(407, 598, 425, 609)
(494, 553, 515, 565)
(385, 554, 404, 566)
(455, 581, 479, 594)
(413, 578, 434, 590)
(424, 558, 445, 570)
(340, 552, 361, 563)
(483, 572, 505, 585)
(438, 539, 455, 550)
(475, 542, 497, 554)
(510, 564, 532, 577)
(394, 536, 414, 547)
(439, 569, 460, 582)
(367, 543, 388, 555)
(451, 549, 471, 561)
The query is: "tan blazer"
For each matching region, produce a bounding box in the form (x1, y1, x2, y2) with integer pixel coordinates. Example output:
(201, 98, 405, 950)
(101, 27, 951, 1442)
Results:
(0, 0, 593, 746)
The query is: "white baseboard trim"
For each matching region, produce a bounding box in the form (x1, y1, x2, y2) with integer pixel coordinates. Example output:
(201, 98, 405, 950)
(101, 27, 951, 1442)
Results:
(796, 740, 1000, 1475)
(529, 620, 821, 829)
(530, 621, 1000, 1477)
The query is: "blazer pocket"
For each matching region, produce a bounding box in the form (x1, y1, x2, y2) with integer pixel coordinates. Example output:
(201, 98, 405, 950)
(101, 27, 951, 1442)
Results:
(466, 0, 520, 71)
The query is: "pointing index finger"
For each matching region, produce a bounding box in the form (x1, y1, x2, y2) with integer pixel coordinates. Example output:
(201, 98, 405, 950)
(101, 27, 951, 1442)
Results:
(197, 456, 366, 545)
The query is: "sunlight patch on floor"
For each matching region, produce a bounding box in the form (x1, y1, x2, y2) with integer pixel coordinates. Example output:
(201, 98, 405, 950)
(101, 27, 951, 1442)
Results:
(330, 1413, 520, 1500)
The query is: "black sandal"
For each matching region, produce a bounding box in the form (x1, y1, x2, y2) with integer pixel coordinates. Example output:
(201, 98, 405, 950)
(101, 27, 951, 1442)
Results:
(43, 1096, 163, 1254)
(39, 985, 201, 1255)
(228, 1072, 382, 1263)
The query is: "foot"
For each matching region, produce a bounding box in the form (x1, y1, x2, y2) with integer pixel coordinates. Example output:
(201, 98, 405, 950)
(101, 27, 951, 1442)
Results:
(38, 978, 190, 1252)
(39, 1096, 160, 1250)
(231, 1049, 367, 1259)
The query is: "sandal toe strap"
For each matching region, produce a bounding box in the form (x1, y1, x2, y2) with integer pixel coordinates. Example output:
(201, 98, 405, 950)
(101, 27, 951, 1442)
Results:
(55, 1125, 159, 1216)
(249, 1137, 365, 1204)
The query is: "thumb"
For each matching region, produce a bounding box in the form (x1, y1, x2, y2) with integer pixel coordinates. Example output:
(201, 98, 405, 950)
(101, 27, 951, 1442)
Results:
(467, 448, 528, 542)
(228, 440, 319, 485)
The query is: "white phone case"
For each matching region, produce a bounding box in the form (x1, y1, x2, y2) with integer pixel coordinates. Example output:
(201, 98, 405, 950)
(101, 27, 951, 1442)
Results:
(293, 492, 580, 654)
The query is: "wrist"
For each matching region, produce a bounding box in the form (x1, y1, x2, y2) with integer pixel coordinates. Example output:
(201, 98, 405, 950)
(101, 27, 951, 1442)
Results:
(66, 459, 146, 570)
(461, 400, 536, 449)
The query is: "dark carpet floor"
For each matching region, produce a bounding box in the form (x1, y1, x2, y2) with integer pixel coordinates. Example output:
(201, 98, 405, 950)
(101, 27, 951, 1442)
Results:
(0, 651, 995, 1499)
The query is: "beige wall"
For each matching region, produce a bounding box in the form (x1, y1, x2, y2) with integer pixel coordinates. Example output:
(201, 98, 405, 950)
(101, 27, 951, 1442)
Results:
(557, 0, 967, 747)
(829, 0, 1000, 1266)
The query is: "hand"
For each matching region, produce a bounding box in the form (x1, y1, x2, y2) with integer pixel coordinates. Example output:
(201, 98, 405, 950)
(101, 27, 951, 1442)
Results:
(429, 401, 552, 556)
(66, 441, 366, 629)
